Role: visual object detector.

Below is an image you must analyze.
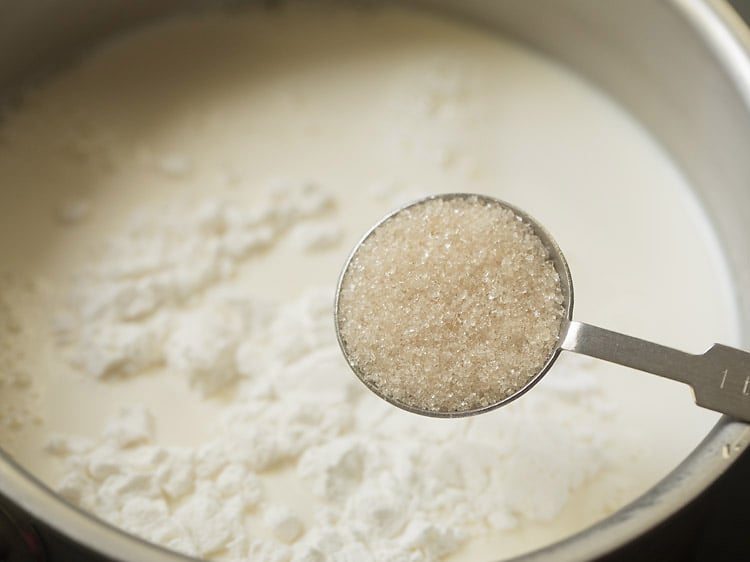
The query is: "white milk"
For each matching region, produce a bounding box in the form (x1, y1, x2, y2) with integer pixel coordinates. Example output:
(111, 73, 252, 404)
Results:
(0, 4, 739, 561)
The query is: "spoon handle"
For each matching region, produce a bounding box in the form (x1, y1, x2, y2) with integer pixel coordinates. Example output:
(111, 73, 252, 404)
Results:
(560, 320, 750, 422)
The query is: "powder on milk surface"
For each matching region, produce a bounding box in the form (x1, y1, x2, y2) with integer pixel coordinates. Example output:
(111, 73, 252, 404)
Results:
(54, 179, 335, 393)
(46, 187, 614, 562)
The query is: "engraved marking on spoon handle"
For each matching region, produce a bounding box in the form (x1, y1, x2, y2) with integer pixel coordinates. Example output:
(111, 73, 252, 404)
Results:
(560, 321, 750, 422)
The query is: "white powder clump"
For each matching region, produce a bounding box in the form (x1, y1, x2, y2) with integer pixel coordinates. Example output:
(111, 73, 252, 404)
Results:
(337, 195, 565, 413)
(289, 221, 343, 252)
(265, 505, 304, 543)
(55, 180, 339, 396)
(75, 319, 167, 379)
(165, 306, 244, 396)
(49, 353, 612, 562)
(103, 405, 153, 448)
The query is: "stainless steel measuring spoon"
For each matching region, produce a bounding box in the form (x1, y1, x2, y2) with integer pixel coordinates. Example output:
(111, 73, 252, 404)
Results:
(334, 193, 750, 420)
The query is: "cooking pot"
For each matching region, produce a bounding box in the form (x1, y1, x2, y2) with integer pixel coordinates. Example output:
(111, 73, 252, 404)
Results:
(1, 1, 749, 560)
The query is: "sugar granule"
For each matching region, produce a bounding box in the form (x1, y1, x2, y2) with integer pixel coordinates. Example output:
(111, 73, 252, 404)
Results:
(337, 195, 565, 413)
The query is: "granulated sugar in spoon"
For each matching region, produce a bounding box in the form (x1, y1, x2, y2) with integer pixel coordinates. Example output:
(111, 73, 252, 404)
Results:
(334, 193, 750, 420)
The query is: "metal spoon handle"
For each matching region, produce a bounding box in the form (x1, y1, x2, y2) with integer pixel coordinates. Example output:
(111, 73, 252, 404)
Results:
(561, 320, 750, 422)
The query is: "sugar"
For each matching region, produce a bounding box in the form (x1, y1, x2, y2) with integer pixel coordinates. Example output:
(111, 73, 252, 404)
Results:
(337, 195, 565, 413)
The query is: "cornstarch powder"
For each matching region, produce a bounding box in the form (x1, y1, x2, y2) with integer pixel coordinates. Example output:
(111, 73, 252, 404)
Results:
(45, 192, 608, 562)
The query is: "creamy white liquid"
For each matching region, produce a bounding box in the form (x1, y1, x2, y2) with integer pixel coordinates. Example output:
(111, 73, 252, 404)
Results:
(0, 4, 739, 561)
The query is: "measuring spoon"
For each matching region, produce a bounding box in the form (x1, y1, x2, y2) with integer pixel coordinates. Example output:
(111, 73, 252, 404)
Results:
(334, 193, 750, 420)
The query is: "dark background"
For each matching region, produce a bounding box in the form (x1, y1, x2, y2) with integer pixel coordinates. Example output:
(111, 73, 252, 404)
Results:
(692, 445, 750, 561)
(732, 0, 750, 22)
(628, 448, 750, 562)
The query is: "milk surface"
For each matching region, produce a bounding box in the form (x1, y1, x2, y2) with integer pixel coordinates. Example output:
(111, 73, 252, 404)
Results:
(0, 4, 739, 561)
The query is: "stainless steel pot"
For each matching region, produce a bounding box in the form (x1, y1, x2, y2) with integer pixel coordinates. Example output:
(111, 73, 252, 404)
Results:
(1, 1, 749, 560)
